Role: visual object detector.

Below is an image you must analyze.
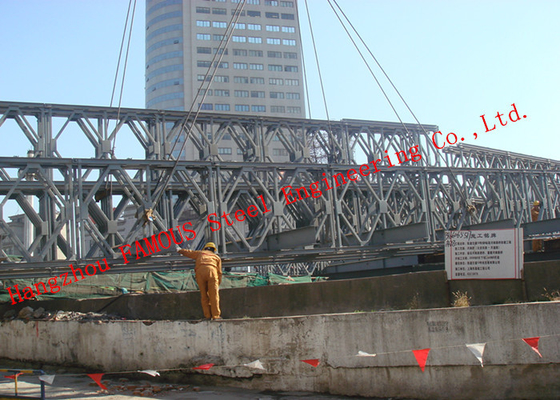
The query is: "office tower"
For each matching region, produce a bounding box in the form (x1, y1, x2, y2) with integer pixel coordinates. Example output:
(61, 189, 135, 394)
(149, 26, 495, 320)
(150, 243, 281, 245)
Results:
(145, 0, 306, 120)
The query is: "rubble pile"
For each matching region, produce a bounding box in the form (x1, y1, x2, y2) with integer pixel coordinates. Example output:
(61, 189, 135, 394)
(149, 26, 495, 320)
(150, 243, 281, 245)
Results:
(101, 378, 199, 397)
(2, 306, 123, 322)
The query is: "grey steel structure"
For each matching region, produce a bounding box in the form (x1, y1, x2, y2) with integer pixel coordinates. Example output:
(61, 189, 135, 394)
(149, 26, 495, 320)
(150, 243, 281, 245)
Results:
(0, 101, 559, 278)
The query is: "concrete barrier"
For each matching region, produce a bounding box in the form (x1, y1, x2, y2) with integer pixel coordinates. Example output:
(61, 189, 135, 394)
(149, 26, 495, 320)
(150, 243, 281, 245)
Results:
(1, 302, 559, 399)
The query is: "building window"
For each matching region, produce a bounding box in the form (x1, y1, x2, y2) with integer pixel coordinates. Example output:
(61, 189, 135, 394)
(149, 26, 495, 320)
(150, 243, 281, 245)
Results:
(198, 89, 212, 96)
(235, 104, 250, 112)
(196, 20, 210, 27)
(266, 25, 280, 32)
(237, 148, 244, 155)
(248, 36, 262, 44)
(247, 10, 261, 17)
(196, 7, 211, 13)
(283, 39, 296, 46)
(271, 106, 286, 113)
(235, 90, 249, 97)
(287, 106, 301, 113)
(251, 91, 265, 98)
(215, 104, 231, 112)
(233, 62, 248, 69)
(284, 51, 297, 59)
(197, 47, 212, 54)
(269, 78, 284, 85)
(268, 51, 282, 58)
(197, 74, 212, 81)
(273, 148, 289, 156)
(252, 105, 266, 112)
(214, 89, 230, 97)
(250, 63, 264, 70)
(218, 147, 232, 155)
(267, 38, 281, 45)
(270, 91, 284, 99)
(268, 64, 282, 71)
(281, 1, 294, 7)
(197, 33, 211, 40)
(265, 0, 279, 5)
(234, 49, 248, 56)
(234, 76, 249, 84)
(284, 65, 298, 72)
(247, 0, 260, 4)
(213, 34, 225, 41)
(286, 92, 300, 99)
(232, 35, 246, 42)
(266, 12, 279, 18)
(250, 77, 265, 84)
(200, 103, 213, 110)
(248, 23, 262, 30)
(198, 61, 211, 68)
(249, 50, 263, 57)
(281, 13, 295, 20)
(213, 21, 227, 28)
(214, 75, 229, 82)
(212, 8, 227, 15)
(146, 51, 183, 68)
(282, 26, 295, 33)
(213, 48, 228, 55)
(231, 9, 246, 16)
(285, 79, 299, 86)
(214, 61, 228, 68)
(235, 23, 246, 29)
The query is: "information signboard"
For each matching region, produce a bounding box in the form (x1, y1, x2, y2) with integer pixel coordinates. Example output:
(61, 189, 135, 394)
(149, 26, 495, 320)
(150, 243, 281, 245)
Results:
(445, 229, 523, 280)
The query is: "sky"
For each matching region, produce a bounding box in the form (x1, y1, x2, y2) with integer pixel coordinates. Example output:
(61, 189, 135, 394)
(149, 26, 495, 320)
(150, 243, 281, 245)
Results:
(0, 0, 559, 162)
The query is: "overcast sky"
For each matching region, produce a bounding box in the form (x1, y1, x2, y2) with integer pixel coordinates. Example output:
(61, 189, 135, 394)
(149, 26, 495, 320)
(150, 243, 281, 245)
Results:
(1, 0, 559, 161)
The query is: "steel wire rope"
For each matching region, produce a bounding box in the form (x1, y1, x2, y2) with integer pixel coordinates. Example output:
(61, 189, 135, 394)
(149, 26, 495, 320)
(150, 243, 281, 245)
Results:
(149, 0, 249, 207)
(328, 0, 470, 206)
(97, 0, 137, 225)
(105, 0, 137, 155)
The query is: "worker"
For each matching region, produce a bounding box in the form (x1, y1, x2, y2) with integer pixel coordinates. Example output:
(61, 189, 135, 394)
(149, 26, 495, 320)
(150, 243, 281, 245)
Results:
(178, 242, 223, 320)
(531, 201, 543, 252)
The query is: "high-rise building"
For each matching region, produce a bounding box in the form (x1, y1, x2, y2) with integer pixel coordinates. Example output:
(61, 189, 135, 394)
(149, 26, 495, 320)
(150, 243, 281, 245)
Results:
(145, 0, 306, 120)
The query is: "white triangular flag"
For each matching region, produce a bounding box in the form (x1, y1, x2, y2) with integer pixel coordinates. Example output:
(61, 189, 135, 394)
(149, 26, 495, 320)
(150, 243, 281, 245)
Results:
(138, 370, 160, 377)
(356, 350, 377, 357)
(466, 343, 486, 367)
(244, 360, 265, 370)
(39, 375, 55, 385)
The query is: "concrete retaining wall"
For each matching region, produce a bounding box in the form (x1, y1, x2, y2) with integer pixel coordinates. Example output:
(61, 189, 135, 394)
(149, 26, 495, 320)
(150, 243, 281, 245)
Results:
(2, 260, 559, 320)
(1, 302, 559, 399)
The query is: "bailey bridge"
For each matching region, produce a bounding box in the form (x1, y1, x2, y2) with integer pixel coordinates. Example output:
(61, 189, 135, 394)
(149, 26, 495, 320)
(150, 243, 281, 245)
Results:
(0, 101, 558, 278)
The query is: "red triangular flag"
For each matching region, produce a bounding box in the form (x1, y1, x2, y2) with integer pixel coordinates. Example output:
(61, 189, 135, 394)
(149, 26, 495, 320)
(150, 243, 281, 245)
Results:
(412, 348, 431, 372)
(193, 363, 214, 370)
(87, 373, 107, 390)
(301, 359, 320, 367)
(523, 337, 543, 357)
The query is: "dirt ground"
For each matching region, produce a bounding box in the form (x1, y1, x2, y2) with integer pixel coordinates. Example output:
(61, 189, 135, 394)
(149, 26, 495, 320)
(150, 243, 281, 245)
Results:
(0, 374, 367, 399)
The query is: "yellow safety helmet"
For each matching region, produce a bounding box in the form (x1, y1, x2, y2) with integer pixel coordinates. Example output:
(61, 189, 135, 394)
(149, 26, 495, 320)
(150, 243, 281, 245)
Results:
(204, 242, 217, 252)
(533, 201, 540, 206)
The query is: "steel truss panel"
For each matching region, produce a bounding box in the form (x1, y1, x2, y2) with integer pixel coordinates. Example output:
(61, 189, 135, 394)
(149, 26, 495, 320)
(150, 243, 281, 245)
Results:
(0, 101, 559, 277)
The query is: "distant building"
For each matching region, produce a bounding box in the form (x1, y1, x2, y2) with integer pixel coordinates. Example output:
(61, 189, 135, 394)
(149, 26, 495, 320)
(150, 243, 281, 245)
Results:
(145, 0, 306, 161)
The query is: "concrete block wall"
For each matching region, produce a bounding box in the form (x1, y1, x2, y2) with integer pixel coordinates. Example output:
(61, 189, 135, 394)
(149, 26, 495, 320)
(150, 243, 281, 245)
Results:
(1, 302, 559, 399)
(2, 261, 559, 320)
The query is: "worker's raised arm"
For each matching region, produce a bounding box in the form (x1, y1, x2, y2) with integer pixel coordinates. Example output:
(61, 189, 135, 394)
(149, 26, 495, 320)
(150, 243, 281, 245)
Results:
(177, 248, 199, 260)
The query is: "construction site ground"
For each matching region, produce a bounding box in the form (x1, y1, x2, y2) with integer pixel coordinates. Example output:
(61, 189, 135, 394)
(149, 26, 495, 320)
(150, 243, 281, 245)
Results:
(0, 374, 373, 399)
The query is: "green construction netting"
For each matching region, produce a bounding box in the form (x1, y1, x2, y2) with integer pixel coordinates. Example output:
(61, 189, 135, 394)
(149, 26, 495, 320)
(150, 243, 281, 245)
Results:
(0, 271, 326, 303)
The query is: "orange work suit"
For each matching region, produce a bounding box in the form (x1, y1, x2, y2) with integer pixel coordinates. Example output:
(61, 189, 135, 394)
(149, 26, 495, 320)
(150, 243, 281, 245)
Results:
(179, 249, 222, 319)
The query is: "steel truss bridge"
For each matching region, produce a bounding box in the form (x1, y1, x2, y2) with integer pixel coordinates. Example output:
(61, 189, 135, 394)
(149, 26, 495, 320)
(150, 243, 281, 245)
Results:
(0, 101, 559, 278)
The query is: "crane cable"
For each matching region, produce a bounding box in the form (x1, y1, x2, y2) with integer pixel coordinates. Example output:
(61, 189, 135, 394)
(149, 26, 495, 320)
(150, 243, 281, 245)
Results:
(150, 0, 249, 207)
(326, 0, 470, 207)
